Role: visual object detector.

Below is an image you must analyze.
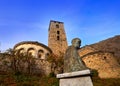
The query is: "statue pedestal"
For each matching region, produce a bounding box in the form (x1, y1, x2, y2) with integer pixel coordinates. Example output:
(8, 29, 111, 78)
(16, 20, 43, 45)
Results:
(56, 69, 93, 86)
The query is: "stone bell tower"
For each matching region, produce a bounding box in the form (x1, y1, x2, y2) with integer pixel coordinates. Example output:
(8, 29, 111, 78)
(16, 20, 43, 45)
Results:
(48, 20, 68, 55)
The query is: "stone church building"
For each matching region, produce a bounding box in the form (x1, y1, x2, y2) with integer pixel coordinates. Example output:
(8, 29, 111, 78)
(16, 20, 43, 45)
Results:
(14, 20, 68, 59)
(13, 20, 120, 78)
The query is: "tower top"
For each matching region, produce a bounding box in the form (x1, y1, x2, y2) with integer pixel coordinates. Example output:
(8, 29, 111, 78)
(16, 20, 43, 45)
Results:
(50, 20, 64, 24)
(48, 20, 64, 31)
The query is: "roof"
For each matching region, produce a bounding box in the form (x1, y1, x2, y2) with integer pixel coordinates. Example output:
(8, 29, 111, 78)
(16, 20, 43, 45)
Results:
(50, 20, 64, 24)
(13, 41, 52, 53)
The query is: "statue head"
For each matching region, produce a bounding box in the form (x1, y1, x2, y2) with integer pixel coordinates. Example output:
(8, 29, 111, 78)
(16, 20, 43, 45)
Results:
(71, 38, 81, 48)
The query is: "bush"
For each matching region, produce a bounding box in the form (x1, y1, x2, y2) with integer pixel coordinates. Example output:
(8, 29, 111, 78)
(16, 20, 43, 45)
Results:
(91, 69, 98, 77)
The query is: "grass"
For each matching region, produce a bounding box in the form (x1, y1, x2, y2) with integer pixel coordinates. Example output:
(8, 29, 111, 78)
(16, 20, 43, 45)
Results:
(0, 71, 59, 86)
(0, 71, 120, 86)
(92, 77, 120, 86)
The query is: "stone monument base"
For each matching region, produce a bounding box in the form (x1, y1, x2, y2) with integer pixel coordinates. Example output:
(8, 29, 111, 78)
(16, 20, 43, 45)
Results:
(57, 69, 93, 86)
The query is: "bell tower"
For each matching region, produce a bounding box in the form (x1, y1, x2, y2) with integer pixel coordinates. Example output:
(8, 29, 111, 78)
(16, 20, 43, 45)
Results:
(48, 20, 68, 55)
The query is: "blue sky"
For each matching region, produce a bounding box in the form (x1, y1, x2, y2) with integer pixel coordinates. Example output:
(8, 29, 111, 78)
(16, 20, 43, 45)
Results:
(0, 0, 120, 51)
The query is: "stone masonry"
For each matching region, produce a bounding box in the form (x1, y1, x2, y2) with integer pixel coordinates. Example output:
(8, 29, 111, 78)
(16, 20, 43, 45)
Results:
(79, 46, 120, 78)
(48, 20, 68, 55)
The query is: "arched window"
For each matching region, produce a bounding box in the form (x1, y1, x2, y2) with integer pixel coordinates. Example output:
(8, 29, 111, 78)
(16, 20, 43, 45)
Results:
(45, 53, 50, 59)
(56, 24, 59, 28)
(57, 31, 60, 34)
(27, 48, 35, 56)
(18, 48, 25, 56)
(57, 36, 60, 40)
(46, 53, 50, 57)
(38, 49, 44, 59)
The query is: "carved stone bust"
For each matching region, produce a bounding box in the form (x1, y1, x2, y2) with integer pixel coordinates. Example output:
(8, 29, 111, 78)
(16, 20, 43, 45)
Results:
(64, 38, 88, 73)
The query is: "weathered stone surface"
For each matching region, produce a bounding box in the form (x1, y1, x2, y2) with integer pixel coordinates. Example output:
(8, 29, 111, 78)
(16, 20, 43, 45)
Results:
(64, 38, 88, 73)
(57, 69, 91, 78)
(0, 54, 12, 73)
(57, 70, 93, 86)
(79, 46, 120, 78)
(60, 76, 93, 86)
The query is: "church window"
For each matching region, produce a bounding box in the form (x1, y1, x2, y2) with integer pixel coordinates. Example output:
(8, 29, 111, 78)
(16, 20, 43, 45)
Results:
(38, 54, 41, 58)
(46, 53, 49, 56)
(57, 31, 60, 34)
(38, 49, 44, 59)
(18, 48, 25, 56)
(28, 52, 32, 56)
(104, 56, 107, 60)
(45, 53, 50, 59)
(57, 36, 60, 40)
(56, 24, 59, 28)
(39, 49, 44, 53)
(27, 48, 35, 57)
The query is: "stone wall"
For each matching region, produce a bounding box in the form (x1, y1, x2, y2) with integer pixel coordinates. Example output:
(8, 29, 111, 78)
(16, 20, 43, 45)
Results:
(0, 53, 12, 73)
(0, 53, 52, 75)
(79, 46, 120, 78)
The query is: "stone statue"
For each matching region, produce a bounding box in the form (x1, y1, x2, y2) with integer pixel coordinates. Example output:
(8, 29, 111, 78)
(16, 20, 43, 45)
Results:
(64, 38, 88, 73)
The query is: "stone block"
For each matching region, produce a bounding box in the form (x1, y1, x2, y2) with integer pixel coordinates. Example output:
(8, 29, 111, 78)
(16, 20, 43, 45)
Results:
(57, 69, 93, 86)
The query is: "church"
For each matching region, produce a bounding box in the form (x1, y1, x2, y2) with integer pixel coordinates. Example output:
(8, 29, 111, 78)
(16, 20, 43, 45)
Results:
(13, 20, 120, 78)
(13, 20, 68, 59)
